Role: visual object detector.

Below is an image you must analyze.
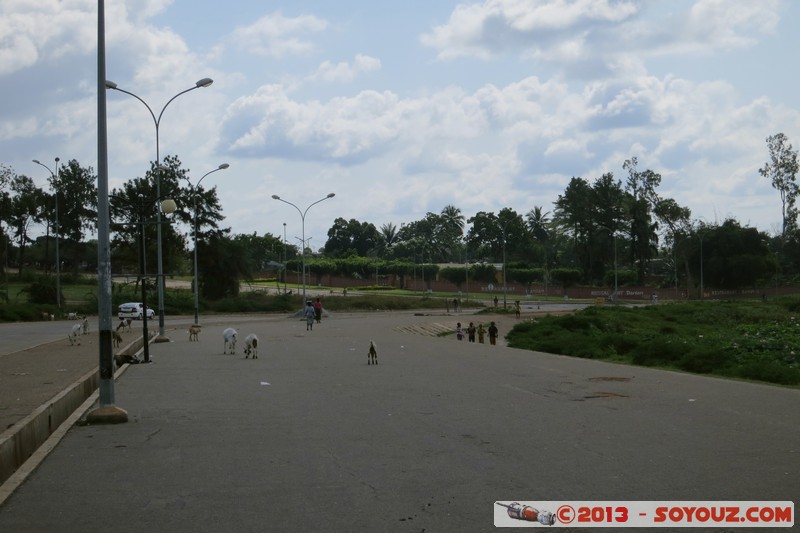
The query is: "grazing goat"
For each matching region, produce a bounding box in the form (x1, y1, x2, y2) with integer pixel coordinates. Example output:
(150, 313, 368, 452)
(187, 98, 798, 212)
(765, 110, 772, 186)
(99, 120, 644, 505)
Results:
(116, 318, 132, 333)
(243, 334, 259, 359)
(223, 328, 238, 354)
(188, 325, 201, 341)
(68, 324, 82, 345)
(67, 312, 79, 321)
(112, 330, 122, 348)
(368, 341, 378, 365)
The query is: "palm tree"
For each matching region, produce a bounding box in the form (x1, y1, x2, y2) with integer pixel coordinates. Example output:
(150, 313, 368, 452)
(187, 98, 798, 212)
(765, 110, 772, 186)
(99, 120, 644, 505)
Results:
(375, 222, 398, 257)
(441, 204, 465, 233)
(526, 206, 550, 242)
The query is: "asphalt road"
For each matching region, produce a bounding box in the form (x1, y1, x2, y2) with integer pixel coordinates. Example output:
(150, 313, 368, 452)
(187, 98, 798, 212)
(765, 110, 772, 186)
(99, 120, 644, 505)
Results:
(0, 308, 797, 532)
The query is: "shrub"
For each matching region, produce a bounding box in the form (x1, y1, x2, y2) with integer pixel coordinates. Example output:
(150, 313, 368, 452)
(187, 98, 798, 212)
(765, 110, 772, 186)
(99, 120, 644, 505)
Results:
(26, 278, 62, 305)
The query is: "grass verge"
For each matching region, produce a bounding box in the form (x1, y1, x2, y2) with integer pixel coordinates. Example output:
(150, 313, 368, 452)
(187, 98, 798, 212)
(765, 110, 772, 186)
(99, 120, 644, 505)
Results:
(506, 298, 800, 386)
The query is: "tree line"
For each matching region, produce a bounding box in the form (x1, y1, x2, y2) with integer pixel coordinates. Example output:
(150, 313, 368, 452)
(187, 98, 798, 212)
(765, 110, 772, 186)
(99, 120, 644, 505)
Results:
(1, 132, 798, 302)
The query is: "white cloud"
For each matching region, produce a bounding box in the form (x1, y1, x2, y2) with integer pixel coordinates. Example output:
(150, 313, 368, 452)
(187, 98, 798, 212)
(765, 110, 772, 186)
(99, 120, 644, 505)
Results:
(231, 12, 328, 58)
(420, 0, 782, 73)
(310, 54, 381, 83)
(420, 0, 638, 60)
(1, 0, 798, 243)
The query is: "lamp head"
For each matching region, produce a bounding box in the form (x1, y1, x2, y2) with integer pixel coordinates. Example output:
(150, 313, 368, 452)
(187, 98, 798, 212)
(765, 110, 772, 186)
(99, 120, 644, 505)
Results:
(196, 78, 214, 88)
(271, 195, 280, 200)
(218, 163, 230, 170)
(326, 193, 335, 198)
(105, 80, 118, 90)
(161, 199, 177, 214)
(32, 159, 41, 164)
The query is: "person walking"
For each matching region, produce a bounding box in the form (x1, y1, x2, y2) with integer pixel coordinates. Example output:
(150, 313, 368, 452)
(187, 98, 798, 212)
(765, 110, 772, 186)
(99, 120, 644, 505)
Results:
(477, 323, 485, 344)
(304, 301, 316, 331)
(313, 297, 323, 323)
(488, 321, 498, 345)
(456, 322, 464, 341)
(467, 322, 476, 342)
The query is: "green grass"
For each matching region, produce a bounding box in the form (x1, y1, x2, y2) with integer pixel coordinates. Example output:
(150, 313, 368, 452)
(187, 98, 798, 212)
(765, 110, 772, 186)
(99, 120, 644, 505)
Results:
(506, 299, 800, 386)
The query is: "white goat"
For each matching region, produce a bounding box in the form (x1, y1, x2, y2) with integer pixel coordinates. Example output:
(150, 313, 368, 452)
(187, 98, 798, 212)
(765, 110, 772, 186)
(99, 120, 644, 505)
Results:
(68, 323, 82, 345)
(243, 334, 259, 359)
(223, 328, 238, 354)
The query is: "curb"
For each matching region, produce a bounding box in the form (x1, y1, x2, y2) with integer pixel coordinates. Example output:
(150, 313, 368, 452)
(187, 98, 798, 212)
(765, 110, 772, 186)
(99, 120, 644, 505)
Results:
(0, 336, 142, 508)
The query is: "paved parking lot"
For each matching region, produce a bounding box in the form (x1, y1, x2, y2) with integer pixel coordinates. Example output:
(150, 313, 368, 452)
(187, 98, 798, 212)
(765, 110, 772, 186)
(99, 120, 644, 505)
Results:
(1, 308, 797, 531)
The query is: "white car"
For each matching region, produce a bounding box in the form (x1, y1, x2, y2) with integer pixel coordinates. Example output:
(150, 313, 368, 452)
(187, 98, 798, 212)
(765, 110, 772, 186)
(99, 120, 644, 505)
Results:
(118, 302, 155, 320)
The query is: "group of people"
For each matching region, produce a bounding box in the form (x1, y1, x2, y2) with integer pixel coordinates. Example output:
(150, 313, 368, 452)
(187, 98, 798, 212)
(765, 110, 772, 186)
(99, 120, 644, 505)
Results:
(304, 297, 324, 331)
(456, 321, 499, 345)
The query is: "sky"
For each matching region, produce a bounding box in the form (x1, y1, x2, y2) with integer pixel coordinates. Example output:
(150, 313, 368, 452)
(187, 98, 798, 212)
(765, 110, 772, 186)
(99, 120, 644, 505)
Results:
(2, 0, 800, 248)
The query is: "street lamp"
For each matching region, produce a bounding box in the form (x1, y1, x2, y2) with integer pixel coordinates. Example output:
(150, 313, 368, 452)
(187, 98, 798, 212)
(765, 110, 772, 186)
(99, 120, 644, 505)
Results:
(282, 222, 287, 295)
(183, 163, 229, 325)
(106, 76, 213, 342)
(88, 1, 127, 424)
(32, 158, 61, 310)
(271, 193, 335, 303)
(110, 193, 178, 363)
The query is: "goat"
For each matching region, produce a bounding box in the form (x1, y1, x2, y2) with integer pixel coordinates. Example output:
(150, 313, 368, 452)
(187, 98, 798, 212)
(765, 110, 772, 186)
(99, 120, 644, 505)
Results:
(243, 334, 259, 359)
(368, 341, 378, 365)
(223, 328, 238, 354)
(68, 324, 82, 345)
(189, 325, 201, 341)
(112, 330, 122, 348)
(67, 312, 78, 321)
(116, 318, 132, 333)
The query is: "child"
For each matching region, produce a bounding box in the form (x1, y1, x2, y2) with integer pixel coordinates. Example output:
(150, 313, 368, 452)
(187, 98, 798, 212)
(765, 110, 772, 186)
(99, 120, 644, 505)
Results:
(488, 321, 499, 345)
(456, 322, 464, 341)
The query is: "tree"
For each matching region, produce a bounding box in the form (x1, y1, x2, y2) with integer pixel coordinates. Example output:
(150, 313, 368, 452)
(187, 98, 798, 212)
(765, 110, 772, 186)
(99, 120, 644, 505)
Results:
(396, 209, 464, 263)
(199, 233, 252, 299)
(439, 204, 465, 261)
(553, 176, 596, 278)
(324, 217, 381, 258)
(465, 211, 500, 261)
(623, 157, 660, 281)
(525, 206, 550, 242)
(233, 233, 283, 273)
(109, 155, 219, 279)
(375, 222, 398, 258)
(0, 166, 12, 277)
(759, 133, 800, 238)
(52, 159, 98, 274)
(687, 219, 773, 289)
(7, 174, 44, 276)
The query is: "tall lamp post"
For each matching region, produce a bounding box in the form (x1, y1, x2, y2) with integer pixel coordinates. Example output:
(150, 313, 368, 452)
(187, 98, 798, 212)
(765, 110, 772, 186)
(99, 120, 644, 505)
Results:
(110, 194, 177, 362)
(32, 158, 61, 310)
(271, 193, 335, 303)
(87, 0, 127, 423)
(106, 77, 213, 342)
(282, 222, 287, 295)
(183, 163, 229, 325)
